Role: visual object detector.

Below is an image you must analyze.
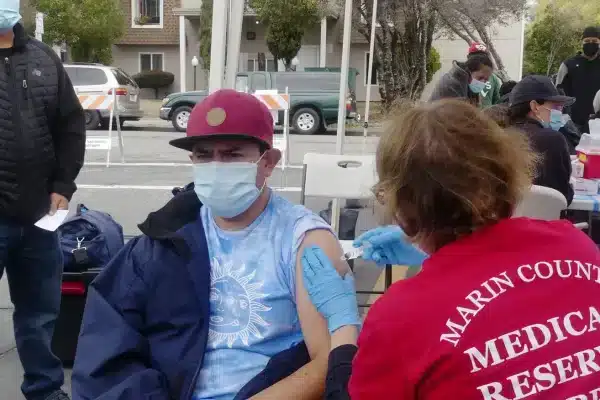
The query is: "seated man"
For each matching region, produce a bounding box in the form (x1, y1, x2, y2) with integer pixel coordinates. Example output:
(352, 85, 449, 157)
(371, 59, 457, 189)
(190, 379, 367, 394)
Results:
(71, 89, 350, 400)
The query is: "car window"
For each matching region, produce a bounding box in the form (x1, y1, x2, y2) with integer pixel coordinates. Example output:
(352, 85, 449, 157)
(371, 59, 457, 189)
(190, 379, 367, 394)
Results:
(235, 76, 249, 92)
(112, 69, 137, 87)
(65, 67, 109, 86)
(274, 73, 341, 92)
(251, 73, 267, 91)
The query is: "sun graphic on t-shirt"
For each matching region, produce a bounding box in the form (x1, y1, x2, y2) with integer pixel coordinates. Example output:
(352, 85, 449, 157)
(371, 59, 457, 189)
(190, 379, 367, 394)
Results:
(208, 257, 272, 348)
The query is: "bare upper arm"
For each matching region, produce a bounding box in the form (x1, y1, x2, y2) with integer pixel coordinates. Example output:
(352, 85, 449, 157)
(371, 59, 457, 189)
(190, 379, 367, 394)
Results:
(294, 228, 351, 359)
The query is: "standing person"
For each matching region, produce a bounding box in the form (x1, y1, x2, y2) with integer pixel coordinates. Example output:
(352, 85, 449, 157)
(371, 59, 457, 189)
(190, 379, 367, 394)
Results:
(301, 99, 600, 399)
(467, 42, 502, 108)
(556, 26, 600, 133)
(0, 5, 85, 400)
(429, 52, 494, 106)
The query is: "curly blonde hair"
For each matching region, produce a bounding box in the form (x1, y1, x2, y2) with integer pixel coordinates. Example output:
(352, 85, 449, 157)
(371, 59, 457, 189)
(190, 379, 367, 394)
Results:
(375, 99, 537, 250)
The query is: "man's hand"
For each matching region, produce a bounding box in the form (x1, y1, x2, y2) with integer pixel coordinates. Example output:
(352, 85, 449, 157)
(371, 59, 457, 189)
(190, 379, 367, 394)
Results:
(49, 193, 69, 216)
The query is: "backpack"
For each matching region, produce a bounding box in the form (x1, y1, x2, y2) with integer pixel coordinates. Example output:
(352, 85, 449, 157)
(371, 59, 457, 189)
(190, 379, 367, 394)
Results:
(59, 204, 125, 272)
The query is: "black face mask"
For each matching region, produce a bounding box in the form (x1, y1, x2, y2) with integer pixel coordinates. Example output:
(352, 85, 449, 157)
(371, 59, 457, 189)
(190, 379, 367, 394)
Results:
(583, 42, 599, 57)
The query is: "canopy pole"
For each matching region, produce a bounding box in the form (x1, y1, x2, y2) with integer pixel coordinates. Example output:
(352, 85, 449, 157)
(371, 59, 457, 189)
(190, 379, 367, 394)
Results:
(362, 0, 378, 153)
(331, 0, 354, 235)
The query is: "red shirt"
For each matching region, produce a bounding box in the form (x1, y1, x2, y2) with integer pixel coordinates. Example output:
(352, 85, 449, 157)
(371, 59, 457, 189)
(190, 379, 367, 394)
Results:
(349, 218, 600, 399)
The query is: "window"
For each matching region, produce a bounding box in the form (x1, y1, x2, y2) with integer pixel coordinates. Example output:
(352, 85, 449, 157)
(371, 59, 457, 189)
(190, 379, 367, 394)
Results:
(364, 52, 378, 85)
(360, 0, 393, 26)
(139, 53, 164, 72)
(235, 75, 249, 92)
(274, 73, 342, 92)
(112, 69, 138, 87)
(64, 67, 109, 86)
(246, 58, 276, 72)
(251, 73, 267, 91)
(132, 0, 163, 27)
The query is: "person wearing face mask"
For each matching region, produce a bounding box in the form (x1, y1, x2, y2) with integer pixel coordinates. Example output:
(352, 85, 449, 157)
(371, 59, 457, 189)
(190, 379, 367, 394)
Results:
(556, 26, 600, 133)
(0, 1, 85, 400)
(466, 42, 502, 108)
(300, 99, 600, 400)
(429, 52, 494, 106)
(508, 75, 574, 204)
(72, 89, 350, 400)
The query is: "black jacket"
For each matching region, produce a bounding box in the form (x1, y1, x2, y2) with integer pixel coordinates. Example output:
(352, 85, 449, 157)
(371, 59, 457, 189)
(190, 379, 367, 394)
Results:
(557, 54, 600, 129)
(429, 61, 479, 105)
(513, 118, 574, 204)
(0, 24, 85, 223)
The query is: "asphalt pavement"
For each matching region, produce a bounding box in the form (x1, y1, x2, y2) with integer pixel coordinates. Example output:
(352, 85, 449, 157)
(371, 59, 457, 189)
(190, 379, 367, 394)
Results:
(0, 122, 407, 399)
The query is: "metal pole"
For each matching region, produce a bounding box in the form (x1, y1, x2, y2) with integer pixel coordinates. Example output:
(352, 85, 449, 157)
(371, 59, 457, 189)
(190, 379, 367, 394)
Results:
(362, 0, 377, 152)
(331, 0, 353, 235)
(209, 0, 228, 92)
(194, 66, 197, 90)
(35, 12, 44, 41)
(320, 17, 327, 67)
(225, 0, 244, 88)
(179, 15, 186, 92)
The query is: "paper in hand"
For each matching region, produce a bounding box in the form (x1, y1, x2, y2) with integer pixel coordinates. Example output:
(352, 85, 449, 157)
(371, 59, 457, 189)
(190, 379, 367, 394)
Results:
(34, 210, 69, 232)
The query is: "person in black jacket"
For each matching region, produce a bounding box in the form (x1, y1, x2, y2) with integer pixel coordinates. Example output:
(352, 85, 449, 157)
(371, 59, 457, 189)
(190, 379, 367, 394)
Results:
(508, 75, 574, 204)
(0, 11, 84, 400)
(556, 26, 600, 133)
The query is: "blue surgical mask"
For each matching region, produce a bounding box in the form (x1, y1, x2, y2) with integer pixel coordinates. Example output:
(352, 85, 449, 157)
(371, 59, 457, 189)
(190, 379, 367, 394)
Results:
(469, 79, 487, 94)
(541, 107, 565, 131)
(193, 160, 264, 218)
(0, 0, 21, 32)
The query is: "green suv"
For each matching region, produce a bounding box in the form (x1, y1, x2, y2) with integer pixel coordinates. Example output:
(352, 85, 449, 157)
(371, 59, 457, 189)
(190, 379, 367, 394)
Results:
(159, 71, 359, 134)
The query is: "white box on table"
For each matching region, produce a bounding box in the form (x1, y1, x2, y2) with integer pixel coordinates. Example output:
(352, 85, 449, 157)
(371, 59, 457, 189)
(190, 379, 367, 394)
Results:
(573, 178, 599, 195)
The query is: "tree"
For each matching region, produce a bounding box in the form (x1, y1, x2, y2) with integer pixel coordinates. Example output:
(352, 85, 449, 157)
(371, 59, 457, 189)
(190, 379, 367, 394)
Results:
(250, 0, 321, 70)
(427, 47, 442, 83)
(198, 0, 213, 70)
(435, 0, 528, 81)
(523, 3, 581, 76)
(355, 0, 436, 107)
(37, 0, 124, 64)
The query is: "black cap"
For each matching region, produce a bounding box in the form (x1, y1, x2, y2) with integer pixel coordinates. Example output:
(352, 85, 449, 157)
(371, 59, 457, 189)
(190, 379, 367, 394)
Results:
(583, 26, 600, 40)
(509, 75, 575, 107)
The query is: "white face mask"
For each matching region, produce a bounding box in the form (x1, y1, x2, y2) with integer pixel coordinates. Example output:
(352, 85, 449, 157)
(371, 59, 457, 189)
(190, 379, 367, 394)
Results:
(192, 156, 265, 218)
(0, 1, 20, 32)
(469, 79, 487, 94)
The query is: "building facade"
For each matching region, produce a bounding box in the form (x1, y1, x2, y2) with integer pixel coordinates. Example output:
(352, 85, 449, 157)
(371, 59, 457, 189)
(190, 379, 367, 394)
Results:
(112, 0, 525, 101)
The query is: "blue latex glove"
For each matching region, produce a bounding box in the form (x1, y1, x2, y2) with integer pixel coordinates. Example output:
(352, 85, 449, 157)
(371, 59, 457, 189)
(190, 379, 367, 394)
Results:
(353, 225, 429, 266)
(302, 245, 361, 334)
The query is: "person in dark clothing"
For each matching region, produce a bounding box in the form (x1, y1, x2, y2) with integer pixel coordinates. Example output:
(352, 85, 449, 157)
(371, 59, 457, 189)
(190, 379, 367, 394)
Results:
(508, 75, 574, 204)
(429, 53, 494, 106)
(556, 26, 600, 133)
(0, 5, 85, 400)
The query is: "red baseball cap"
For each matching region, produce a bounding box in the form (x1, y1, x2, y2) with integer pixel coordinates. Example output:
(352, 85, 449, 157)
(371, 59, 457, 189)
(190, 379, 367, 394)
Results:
(468, 42, 487, 54)
(169, 89, 274, 151)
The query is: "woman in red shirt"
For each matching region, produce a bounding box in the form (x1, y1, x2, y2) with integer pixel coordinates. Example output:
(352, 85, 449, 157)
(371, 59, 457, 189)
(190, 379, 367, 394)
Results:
(302, 99, 600, 399)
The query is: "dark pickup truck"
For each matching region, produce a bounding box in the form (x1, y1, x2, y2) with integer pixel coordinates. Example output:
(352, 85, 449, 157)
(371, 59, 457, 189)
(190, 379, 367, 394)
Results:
(159, 71, 360, 134)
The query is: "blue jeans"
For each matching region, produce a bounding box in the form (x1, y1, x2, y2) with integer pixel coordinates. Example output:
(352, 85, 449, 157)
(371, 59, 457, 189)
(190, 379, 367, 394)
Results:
(0, 219, 65, 400)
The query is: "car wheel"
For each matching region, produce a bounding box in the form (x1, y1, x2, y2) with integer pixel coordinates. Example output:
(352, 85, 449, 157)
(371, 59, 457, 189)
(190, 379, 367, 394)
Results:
(100, 118, 125, 130)
(292, 108, 321, 135)
(84, 110, 100, 130)
(172, 106, 192, 132)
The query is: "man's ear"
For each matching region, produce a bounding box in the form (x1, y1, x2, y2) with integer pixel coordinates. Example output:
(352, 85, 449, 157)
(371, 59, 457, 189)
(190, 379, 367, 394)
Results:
(264, 148, 281, 169)
(529, 100, 539, 114)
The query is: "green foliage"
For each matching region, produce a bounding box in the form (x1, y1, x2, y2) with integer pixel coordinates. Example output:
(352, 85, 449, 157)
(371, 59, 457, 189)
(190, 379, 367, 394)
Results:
(524, 3, 582, 76)
(198, 0, 212, 69)
(132, 70, 175, 99)
(250, 0, 321, 70)
(427, 47, 442, 83)
(37, 0, 124, 63)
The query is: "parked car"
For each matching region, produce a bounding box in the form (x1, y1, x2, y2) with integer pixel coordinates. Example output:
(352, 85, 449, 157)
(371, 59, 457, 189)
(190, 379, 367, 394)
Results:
(64, 63, 143, 130)
(159, 71, 360, 134)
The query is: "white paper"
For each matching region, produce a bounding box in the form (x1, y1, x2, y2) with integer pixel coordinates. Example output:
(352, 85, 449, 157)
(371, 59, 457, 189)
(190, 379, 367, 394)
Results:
(34, 210, 69, 232)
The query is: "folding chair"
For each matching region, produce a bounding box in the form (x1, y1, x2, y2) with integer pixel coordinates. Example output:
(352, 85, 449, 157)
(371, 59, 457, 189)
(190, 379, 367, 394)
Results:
(299, 153, 393, 306)
(513, 185, 588, 230)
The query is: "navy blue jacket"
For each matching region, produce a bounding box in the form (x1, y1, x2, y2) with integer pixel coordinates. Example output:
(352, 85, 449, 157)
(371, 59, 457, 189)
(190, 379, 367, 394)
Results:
(71, 190, 310, 399)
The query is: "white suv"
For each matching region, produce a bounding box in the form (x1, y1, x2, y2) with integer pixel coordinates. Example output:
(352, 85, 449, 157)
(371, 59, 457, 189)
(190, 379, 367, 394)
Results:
(64, 63, 143, 130)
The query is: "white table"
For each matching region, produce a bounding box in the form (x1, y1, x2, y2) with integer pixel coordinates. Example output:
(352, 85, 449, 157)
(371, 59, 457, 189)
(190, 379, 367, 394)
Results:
(569, 194, 600, 212)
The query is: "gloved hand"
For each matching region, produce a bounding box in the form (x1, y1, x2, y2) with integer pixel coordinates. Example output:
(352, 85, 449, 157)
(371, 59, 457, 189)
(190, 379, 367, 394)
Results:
(302, 245, 361, 334)
(353, 225, 428, 266)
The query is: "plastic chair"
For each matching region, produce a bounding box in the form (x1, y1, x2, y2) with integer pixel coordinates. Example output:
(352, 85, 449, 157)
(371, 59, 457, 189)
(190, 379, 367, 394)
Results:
(513, 185, 588, 230)
(300, 153, 392, 306)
